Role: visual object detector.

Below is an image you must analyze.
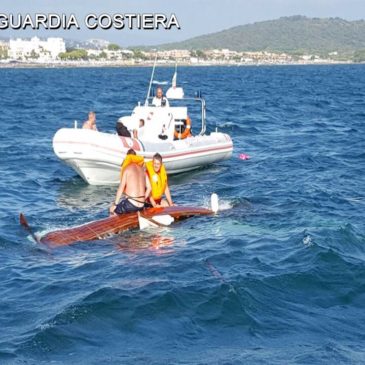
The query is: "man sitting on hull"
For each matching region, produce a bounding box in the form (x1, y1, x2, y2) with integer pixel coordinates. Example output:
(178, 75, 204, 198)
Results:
(145, 153, 174, 207)
(110, 149, 151, 215)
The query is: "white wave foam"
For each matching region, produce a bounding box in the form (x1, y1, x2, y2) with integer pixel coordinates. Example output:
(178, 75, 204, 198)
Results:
(202, 195, 233, 211)
(217, 199, 234, 211)
(344, 196, 365, 204)
(152, 80, 168, 85)
(303, 235, 313, 247)
(220, 121, 240, 129)
(36, 226, 68, 239)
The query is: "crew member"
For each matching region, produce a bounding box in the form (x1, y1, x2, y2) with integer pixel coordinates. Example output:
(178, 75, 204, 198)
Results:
(133, 119, 145, 139)
(152, 87, 169, 107)
(145, 153, 174, 207)
(110, 149, 151, 215)
(83, 111, 98, 131)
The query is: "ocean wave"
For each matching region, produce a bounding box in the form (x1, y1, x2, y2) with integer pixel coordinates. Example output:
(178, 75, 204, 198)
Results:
(1, 65, 365, 364)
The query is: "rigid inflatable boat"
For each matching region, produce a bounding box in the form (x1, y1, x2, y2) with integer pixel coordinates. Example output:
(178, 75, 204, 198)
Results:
(53, 67, 233, 185)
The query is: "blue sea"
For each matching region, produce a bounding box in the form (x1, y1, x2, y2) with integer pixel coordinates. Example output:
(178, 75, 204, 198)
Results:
(0, 65, 364, 364)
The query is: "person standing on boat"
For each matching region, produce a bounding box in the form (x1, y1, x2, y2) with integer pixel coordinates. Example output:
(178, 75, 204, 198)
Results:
(145, 153, 174, 208)
(152, 87, 169, 107)
(110, 149, 151, 215)
(133, 119, 145, 139)
(83, 111, 98, 131)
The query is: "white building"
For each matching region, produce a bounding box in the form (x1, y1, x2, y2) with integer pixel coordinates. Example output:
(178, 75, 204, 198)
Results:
(86, 49, 103, 58)
(9, 37, 66, 61)
(156, 49, 191, 60)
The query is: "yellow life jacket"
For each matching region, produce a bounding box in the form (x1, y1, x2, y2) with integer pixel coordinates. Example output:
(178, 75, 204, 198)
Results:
(145, 160, 167, 201)
(120, 155, 145, 179)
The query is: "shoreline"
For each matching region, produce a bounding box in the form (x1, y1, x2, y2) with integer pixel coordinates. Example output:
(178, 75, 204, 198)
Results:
(0, 60, 360, 69)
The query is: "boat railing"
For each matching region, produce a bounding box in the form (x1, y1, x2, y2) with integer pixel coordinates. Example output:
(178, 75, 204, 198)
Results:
(146, 96, 206, 136)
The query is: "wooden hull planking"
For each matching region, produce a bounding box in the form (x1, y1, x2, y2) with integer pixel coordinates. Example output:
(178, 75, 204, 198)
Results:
(39, 206, 212, 246)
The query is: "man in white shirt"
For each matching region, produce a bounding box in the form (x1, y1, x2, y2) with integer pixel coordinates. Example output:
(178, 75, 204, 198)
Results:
(152, 87, 169, 107)
(133, 119, 145, 139)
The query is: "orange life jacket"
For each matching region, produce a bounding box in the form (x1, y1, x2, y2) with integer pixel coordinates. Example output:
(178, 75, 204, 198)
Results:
(145, 160, 167, 201)
(120, 155, 145, 179)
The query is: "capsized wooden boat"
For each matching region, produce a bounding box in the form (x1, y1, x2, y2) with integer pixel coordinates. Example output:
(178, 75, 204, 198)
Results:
(20, 206, 213, 246)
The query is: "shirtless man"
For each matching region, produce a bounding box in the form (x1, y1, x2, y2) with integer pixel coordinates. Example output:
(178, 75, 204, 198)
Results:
(83, 111, 98, 131)
(109, 150, 151, 215)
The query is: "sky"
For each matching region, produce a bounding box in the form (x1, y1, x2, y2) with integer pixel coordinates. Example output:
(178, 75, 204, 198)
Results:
(0, 0, 364, 46)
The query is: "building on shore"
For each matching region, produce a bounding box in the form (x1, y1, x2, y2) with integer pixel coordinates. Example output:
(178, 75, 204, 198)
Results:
(157, 49, 191, 61)
(86, 48, 134, 61)
(0, 41, 9, 59)
(9, 37, 66, 61)
(0, 39, 347, 66)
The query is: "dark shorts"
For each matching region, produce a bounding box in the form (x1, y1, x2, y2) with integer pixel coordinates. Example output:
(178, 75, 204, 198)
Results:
(144, 198, 161, 208)
(115, 198, 144, 214)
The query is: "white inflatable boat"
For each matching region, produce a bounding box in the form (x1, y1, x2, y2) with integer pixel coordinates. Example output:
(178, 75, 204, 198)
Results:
(53, 68, 233, 185)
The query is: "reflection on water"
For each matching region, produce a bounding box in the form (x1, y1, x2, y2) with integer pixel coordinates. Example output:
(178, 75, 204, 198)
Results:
(113, 231, 175, 254)
(55, 166, 224, 212)
(56, 177, 115, 211)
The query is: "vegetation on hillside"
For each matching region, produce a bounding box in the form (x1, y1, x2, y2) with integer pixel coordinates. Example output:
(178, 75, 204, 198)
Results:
(157, 16, 365, 57)
(0, 48, 8, 59)
(59, 49, 88, 60)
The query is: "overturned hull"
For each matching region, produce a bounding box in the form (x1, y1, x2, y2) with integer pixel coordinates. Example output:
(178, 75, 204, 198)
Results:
(22, 206, 212, 246)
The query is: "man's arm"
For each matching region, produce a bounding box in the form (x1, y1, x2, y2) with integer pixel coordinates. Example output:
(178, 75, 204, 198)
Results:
(164, 184, 174, 206)
(145, 175, 152, 202)
(110, 170, 127, 214)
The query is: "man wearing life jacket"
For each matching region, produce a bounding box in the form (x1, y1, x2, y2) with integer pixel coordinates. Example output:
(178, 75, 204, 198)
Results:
(110, 149, 151, 215)
(145, 153, 174, 207)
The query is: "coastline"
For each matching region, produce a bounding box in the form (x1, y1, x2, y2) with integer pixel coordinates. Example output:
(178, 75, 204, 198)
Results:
(0, 59, 358, 69)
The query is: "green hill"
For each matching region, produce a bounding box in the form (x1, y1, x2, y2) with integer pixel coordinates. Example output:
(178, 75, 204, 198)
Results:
(157, 16, 365, 55)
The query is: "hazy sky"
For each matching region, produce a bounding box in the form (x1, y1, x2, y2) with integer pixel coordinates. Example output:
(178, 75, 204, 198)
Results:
(0, 0, 364, 46)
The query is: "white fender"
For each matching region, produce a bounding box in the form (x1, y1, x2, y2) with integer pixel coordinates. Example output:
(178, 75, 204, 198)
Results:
(138, 212, 174, 230)
(211, 193, 219, 213)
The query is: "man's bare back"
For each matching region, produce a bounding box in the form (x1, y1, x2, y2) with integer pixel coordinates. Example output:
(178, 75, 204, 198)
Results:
(110, 162, 151, 215)
(123, 164, 146, 207)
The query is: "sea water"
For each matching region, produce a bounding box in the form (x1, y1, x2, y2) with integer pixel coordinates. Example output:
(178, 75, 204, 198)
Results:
(0, 65, 364, 364)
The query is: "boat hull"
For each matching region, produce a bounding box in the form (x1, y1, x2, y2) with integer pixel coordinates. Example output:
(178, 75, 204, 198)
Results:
(40, 206, 212, 246)
(53, 128, 233, 185)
